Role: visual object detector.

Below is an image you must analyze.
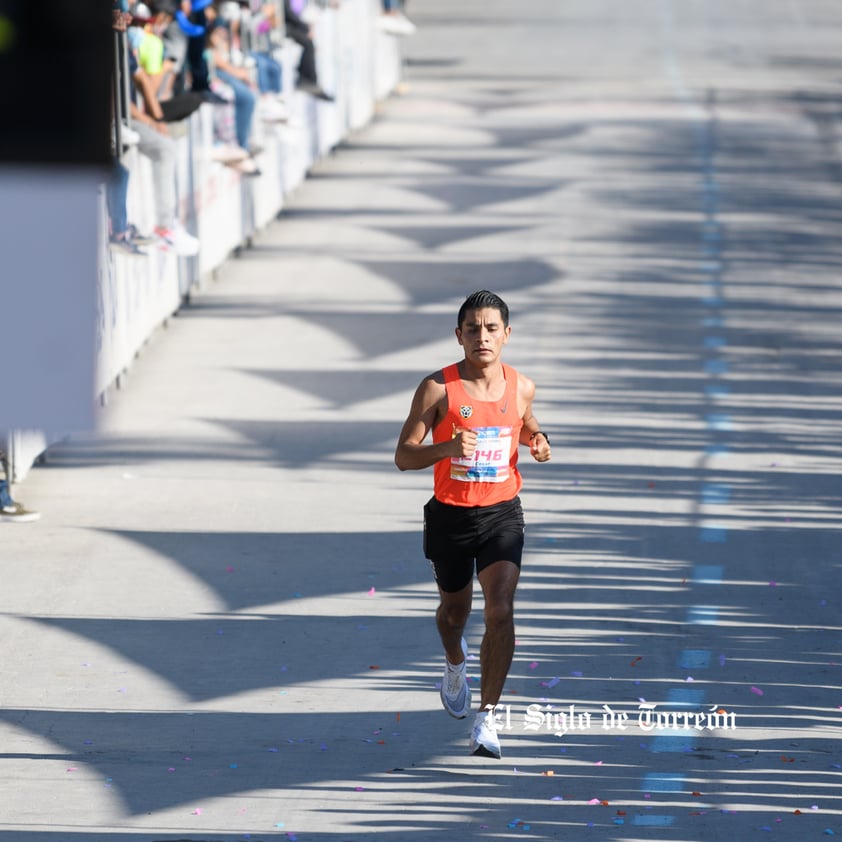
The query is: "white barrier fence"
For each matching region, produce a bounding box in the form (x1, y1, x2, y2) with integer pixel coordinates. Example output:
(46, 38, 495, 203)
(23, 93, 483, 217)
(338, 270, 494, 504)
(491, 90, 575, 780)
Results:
(7, 0, 401, 483)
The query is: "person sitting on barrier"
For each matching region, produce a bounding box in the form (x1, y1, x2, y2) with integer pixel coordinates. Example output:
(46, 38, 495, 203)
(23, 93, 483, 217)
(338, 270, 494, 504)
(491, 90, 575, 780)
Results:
(107, 162, 154, 257)
(126, 25, 201, 255)
(283, 0, 334, 101)
(132, 0, 205, 122)
(379, 0, 416, 36)
(0, 453, 40, 524)
(240, 2, 290, 122)
(206, 18, 262, 174)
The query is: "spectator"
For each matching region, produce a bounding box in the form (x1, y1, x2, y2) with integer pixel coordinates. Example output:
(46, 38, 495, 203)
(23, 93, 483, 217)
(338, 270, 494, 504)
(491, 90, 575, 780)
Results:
(283, 0, 333, 101)
(107, 162, 153, 256)
(206, 19, 261, 173)
(0, 455, 40, 524)
(133, 0, 205, 121)
(222, 2, 289, 122)
(127, 8, 202, 254)
(110, 6, 152, 256)
(379, 0, 416, 36)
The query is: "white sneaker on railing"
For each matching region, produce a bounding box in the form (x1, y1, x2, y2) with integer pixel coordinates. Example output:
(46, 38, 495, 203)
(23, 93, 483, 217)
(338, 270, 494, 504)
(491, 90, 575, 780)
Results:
(212, 144, 249, 164)
(154, 222, 200, 257)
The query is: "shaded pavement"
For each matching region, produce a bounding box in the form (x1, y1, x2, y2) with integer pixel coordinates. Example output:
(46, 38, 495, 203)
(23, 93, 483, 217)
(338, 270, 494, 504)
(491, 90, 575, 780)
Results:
(1, 1, 841, 839)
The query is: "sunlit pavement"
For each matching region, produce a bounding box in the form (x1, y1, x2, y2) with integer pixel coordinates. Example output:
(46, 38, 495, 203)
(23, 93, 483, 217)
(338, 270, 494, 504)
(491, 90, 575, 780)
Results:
(2, 2, 841, 840)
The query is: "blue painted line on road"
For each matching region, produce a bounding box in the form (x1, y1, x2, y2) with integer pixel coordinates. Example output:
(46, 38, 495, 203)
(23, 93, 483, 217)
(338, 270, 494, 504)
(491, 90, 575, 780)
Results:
(702, 316, 725, 328)
(649, 732, 695, 753)
(648, 688, 708, 752)
(687, 605, 720, 624)
(693, 564, 724, 583)
(679, 649, 712, 669)
(687, 603, 720, 626)
(699, 525, 728, 543)
(642, 772, 686, 792)
(634, 815, 677, 827)
(705, 413, 733, 431)
(703, 296, 724, 307)
(705, 384, 730, 397)
(704, 360, 729, 376)
(703, 336, 727, 349)
(702, 484, 731, 504)
(666, 688, 706, 706)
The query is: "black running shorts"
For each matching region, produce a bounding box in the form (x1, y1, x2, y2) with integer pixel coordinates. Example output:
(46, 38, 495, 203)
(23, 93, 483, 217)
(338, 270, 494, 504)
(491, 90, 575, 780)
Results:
(423, 495, 525, 593)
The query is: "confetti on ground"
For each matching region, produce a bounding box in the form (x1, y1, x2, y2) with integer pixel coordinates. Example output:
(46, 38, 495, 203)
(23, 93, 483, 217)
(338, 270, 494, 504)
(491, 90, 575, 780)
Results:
(66, 767, 77, 772)
(542, 770, 554, 776)
(192, 808, 202, 815)
(354, 786, 365, 791)
(529, 661, 539, 670)
(541, 677, 561, 688)
(369, 665, 380, 669)
(367, 587, 376, 596)
(571, 671, 584, 677)
(595, 761, 603, 766)
(631, 657, 643, 666)
(751, 686, 764, 696)
(551, 796, 563, 801)
(719, 654, 727, 666)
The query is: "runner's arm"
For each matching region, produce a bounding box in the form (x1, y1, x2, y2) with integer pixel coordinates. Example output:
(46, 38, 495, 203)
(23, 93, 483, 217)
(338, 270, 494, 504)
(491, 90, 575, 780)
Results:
(395, 376, 473, 471)
(517, 374, 551, 462)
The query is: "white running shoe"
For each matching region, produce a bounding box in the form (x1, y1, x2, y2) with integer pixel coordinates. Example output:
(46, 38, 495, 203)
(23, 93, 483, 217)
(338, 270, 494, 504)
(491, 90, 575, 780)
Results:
(260, 98, 289, 123)
(212, 144, 249, 164)
(440, 638, 471, 719)
(155, 222, 200, 257)
(470, 708, 502, 759)
(378, 13, 416, 36)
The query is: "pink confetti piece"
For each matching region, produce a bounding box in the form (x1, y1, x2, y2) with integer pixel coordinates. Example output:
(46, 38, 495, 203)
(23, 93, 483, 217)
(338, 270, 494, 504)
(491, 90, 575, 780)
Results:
(192, 808, 202, 815)
(354, 786, 365, 791)
(588, 798, 601, 805)
(769, 581, 777, 587)
(66, 767, 78, 772)
(751, 686, 764, 696)
(595, 761, 603, 766)
(367, 587, 376, 596)
(529, 661, 539, 670)
(541, 677, 561, 688)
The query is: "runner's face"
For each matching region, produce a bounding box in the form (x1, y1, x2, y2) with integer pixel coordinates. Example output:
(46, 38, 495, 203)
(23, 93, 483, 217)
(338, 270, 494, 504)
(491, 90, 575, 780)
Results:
(456, 307, 510, 364)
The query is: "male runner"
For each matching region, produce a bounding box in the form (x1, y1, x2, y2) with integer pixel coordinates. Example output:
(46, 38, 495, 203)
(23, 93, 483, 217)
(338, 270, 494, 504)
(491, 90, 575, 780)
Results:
(395, 290, 551, 758)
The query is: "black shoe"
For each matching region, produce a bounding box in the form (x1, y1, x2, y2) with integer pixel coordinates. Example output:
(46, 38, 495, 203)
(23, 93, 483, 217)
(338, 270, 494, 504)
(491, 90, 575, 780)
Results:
(202, 90, 230, 105)
(296, 79, 334, 102)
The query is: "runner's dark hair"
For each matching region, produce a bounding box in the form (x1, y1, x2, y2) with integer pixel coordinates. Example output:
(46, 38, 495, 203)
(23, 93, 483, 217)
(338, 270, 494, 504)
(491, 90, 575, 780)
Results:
(457, 290, 509, 328)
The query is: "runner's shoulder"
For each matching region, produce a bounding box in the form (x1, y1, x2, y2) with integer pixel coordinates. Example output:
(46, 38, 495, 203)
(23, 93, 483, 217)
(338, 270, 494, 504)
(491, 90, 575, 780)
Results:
(515, 370, 536, 401)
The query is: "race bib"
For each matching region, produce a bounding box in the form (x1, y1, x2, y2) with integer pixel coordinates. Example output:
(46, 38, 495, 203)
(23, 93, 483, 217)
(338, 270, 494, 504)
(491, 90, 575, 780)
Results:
(451, 426, 512, 482)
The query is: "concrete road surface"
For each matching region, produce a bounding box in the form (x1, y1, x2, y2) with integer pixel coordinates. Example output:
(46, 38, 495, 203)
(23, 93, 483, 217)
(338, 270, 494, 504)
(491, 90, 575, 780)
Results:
(1, 1, 841, 840)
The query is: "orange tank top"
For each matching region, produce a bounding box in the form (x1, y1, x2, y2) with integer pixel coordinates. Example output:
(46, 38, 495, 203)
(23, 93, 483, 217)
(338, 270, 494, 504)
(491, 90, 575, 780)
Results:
(432, 363, 523, 507)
